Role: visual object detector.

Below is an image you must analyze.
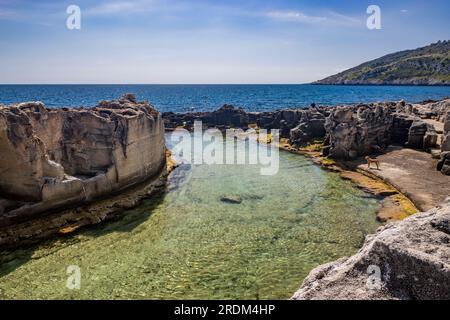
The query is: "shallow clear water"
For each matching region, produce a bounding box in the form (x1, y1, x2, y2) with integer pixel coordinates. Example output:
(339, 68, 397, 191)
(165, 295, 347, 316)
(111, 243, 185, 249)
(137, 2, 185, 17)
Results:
(0, 84, 449, 112)
(0, 138, 381, 299)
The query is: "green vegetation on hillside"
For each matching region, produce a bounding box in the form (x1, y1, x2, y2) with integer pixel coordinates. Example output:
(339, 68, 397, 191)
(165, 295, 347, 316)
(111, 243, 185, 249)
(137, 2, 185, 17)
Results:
(315, 40, 450, 85)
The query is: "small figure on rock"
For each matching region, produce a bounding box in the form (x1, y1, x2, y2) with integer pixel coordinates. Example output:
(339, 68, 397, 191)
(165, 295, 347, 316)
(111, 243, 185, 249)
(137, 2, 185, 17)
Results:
(365, 156, 380, 170)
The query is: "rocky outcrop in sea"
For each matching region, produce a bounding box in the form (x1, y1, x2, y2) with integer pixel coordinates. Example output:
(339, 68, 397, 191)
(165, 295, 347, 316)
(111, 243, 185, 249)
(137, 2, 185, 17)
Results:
(163, 98, 450, 175)
(0, 94, 167, 243)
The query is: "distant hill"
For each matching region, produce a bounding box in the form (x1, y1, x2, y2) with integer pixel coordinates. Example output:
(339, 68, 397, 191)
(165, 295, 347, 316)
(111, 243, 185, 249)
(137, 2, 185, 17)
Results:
(315, 40, 450, 86)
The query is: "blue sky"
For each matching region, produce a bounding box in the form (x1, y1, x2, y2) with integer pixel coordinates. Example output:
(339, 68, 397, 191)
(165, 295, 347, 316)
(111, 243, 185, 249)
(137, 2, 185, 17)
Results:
(0, 0, 449, 84)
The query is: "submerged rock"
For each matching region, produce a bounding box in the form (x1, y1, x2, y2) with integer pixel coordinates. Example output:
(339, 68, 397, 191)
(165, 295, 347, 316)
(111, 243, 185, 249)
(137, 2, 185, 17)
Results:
(292, 199, 450, 300)
(220, 195, 242, 204)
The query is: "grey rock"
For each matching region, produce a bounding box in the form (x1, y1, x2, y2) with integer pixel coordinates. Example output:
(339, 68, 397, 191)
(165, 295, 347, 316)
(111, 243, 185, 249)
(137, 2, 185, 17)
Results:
(438, 112, 450, 175)
(220, 195, 242, 204)
(289, 110, 326, 146)
(324, 104, 393, 159)
(202, 104, 249, 128)
(292, 199, 450, 300)
(0, 94, 166, 217)
(407, 120, 437, 149)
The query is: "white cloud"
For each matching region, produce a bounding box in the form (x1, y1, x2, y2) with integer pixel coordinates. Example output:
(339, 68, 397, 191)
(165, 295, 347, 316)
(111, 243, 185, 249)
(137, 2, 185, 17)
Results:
(266, 10, 362, 27)
(326, 11, 361, 26)
(401, 9, 408, 13)
(86, 0, 155, 15)
(266, 11, 326, 24)
(0, 8, 16, 19)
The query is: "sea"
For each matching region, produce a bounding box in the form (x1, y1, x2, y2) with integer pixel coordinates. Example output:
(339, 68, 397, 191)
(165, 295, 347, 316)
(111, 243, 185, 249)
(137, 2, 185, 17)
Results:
(0, 84, 449, 113)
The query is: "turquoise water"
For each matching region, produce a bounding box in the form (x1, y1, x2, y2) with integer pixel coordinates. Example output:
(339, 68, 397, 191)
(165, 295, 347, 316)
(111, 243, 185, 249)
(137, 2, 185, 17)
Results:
(0, 138, 381, 299)
(0, 84, 448, 112)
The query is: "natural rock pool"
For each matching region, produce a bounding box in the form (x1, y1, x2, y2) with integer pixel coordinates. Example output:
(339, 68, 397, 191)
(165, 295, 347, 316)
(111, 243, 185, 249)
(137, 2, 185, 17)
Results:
(0, 138, 381, 299)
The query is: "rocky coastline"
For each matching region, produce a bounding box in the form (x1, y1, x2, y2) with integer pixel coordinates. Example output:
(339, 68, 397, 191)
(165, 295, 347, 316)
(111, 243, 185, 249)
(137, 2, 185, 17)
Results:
(0, 93, 449, 299)
(0, 94, 169, 248)
(163, 98, 450, 299)
(163, 98, 450, 210)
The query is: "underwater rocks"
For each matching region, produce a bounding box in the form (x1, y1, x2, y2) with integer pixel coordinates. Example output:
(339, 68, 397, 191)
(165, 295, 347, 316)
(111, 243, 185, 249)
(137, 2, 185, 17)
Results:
(0, 94, 166, 225)
(292, 199, 450, 300)
(220, 195, 243, 204)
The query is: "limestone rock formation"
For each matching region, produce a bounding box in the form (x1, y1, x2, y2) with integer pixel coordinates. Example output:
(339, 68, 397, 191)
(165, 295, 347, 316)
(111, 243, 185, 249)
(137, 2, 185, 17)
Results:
(161, 98, 450, 165)
(391, 113, 417, 145)
(438, 112, 450, 175)
(407, 120, 438, 149)
(414, 99, 450, 122)
(289, 110, 326, 146)
(163, 105, 249, 130)
(0, 94, 166, 220)
(257, 109, 304, 137)
(324, 104, 393, 159)
(292, 199, 450, 300)
(163, 105, 328, 144)
(202, 104, 249, 128)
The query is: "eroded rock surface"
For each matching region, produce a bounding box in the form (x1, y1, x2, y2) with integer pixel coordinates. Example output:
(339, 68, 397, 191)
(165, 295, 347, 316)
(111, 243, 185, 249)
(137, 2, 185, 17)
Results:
(324, 103, 394, 159)
(438, 111, 450, 175)
(289, 110, 326, 147)
(0, 94, 166, 222)
(407, 120, 438, 149)
(292, 199, 450, 300)
(162, 99, 450, 175)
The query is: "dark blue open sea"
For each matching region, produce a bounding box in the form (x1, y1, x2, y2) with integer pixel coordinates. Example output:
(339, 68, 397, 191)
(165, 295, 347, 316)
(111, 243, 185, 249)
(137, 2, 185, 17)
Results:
(0, 84, 448, 112)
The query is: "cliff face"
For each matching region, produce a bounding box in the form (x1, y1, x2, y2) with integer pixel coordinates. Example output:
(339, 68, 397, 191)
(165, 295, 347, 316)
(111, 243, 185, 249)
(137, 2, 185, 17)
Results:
(323, 103, 394, 159)
(292, 199, 450, 300)
(288, 110, 326, 146)
(315, 40, 450, 85)
(0, 94, 166, 219)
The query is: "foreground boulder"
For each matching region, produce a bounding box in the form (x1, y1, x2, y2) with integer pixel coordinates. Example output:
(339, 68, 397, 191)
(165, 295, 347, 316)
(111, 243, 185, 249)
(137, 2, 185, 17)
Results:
(0, 94, 166, 219)
(292, 199, 450, 300)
